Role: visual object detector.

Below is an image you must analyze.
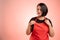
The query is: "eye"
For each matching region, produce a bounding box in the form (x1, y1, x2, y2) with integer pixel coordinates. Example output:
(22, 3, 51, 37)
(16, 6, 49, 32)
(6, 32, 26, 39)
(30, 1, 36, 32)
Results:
(40, 8, 42, 11)
(37, 9, 39, 10)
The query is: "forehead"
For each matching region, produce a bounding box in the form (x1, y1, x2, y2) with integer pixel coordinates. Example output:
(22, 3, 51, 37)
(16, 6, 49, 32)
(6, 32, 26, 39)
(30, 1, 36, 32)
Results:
(37, 6, 41, 9)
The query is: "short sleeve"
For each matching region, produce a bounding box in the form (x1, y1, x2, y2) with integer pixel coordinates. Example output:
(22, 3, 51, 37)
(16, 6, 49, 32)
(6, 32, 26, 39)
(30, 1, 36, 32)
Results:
(46, 18, 53, 27)
(29, 17, 36, 23)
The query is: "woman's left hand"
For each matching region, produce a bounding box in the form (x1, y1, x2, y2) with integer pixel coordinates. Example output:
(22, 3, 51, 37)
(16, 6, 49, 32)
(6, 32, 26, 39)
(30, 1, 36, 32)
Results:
(44, 19, 51, 26)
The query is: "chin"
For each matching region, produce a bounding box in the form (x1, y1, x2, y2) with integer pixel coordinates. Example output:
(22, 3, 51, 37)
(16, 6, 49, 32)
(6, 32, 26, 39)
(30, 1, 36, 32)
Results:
(37, 14, 41, 16)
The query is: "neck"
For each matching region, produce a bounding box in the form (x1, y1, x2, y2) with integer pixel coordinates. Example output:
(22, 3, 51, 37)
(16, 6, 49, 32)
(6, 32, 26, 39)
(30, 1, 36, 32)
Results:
(37, 16, 45, 20)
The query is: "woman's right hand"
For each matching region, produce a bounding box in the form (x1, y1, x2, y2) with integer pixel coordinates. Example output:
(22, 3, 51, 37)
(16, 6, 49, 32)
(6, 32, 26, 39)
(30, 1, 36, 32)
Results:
(30, 20, 35, 25)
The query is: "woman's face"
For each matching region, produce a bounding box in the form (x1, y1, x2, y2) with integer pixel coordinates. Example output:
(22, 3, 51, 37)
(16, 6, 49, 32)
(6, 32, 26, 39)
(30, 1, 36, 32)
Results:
(37, 6, 42, 17)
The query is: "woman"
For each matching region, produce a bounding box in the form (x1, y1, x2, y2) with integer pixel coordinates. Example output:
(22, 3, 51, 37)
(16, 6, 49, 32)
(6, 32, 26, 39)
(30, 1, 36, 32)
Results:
(26, 3, 55, 40)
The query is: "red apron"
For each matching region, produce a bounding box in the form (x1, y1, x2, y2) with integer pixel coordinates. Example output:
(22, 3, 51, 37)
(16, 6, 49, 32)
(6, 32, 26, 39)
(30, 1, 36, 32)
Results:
(30, 17, 49, 40)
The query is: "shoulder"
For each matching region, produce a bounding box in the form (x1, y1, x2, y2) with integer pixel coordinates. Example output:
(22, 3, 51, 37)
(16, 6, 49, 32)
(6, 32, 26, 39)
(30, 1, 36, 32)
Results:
(29, 17, 37, 23)
(45, 17, 53, 27)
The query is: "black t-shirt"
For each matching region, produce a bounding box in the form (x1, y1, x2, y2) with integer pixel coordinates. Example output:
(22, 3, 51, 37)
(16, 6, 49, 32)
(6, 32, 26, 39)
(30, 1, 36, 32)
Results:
(29, 17, 53, 32)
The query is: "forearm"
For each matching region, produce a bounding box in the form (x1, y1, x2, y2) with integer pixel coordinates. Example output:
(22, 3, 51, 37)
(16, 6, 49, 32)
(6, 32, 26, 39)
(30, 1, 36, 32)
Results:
(48, 25, 55, 37)
(26, 25, 31, 35)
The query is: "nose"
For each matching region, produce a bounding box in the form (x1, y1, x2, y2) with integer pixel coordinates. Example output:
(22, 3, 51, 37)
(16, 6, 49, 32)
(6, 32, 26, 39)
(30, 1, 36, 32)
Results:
(37, 10, 41, 14)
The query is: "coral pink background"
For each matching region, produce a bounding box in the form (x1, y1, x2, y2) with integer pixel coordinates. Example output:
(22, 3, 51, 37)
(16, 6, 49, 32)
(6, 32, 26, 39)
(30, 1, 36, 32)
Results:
(0, 0, 60, 40)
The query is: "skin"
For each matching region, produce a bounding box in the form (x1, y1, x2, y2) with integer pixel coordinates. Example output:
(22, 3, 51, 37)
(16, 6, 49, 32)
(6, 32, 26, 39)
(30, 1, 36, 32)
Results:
(26, 6, 55, 37)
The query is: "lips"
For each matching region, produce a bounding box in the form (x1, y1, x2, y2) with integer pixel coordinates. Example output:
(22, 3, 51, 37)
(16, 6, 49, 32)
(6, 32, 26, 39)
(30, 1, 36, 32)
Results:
(37, 13, 40, 14)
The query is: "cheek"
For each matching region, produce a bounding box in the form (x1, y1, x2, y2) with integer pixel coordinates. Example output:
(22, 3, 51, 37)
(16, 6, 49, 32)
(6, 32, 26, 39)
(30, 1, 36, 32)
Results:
(37, 9, 42, 13)
(37, 10, 42, 15)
